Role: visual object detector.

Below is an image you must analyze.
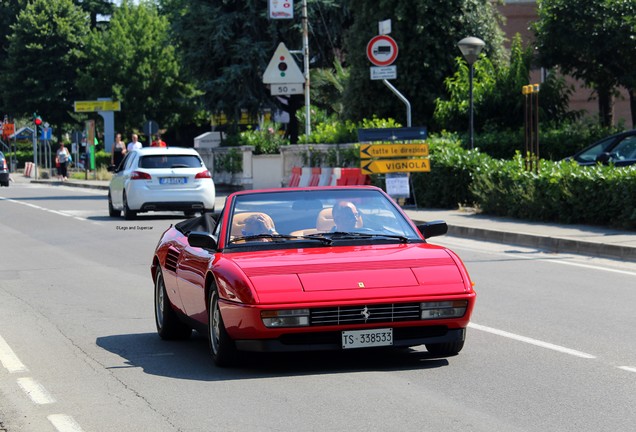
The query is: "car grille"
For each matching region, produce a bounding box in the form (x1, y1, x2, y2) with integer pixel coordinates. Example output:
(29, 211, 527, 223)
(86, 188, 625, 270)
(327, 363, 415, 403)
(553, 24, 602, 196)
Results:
(310, 303, 421, 326)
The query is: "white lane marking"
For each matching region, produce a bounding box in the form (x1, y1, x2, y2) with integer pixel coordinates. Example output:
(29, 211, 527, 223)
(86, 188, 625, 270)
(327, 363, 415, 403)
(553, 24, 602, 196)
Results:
(48, 414, 85, 432)
(469, 322, 596, 359)
(0, 334, 28, 373)
(0, 197, 102, 225)
(17, 377, 56, 404)
(618, 366, 636, 373)
(439, 238, 636, 276)
(541, 259, 636, 276)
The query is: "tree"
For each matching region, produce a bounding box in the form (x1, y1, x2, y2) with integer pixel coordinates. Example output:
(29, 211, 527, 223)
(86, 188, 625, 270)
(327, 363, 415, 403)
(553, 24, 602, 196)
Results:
(2, 0, 89, 133)
(434, 34, 575, 132)
(77, 0, 200, 137)
(533, 0, 636, 127)
(161, 0, 352, 141)
(341, 0, 506, 130)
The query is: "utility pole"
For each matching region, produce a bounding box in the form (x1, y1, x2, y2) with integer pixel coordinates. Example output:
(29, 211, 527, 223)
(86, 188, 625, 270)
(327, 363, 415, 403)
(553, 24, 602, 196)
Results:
(302, 0, 310, 139)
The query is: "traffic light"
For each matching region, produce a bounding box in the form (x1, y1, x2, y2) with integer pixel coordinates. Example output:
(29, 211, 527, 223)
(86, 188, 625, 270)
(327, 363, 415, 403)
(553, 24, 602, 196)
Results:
(277, 55, 288, 78)
(33, 113, 42, 126)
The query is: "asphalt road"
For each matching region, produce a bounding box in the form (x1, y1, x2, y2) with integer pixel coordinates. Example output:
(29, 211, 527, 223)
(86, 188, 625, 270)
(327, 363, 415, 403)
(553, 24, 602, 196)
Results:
(1, 182, 635, 432)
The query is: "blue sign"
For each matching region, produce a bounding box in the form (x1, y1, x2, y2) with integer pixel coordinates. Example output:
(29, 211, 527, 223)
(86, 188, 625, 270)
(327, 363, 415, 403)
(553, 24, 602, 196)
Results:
(40, 127, 52, 140)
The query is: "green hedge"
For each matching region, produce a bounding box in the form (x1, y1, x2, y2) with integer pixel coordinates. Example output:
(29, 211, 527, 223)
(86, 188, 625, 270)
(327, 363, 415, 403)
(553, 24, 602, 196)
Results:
(410, 134, 636, 229)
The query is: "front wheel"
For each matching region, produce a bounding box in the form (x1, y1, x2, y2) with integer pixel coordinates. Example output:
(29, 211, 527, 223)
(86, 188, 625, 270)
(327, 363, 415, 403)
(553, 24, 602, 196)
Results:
(425, 340, 464, 357)
(208, 289, 238, 367)
(154, 267, 191, 340)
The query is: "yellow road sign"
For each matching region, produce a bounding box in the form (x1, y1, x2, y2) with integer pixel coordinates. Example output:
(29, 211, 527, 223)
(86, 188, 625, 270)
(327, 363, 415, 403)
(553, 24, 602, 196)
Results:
(360, 142, 429, 159)
(361, 158, 430, 174)
(74, 100, 121, 112)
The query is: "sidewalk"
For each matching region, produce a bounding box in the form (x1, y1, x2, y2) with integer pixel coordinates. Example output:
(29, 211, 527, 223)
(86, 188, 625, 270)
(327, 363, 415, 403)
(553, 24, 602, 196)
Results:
(13, 174, 636, 262)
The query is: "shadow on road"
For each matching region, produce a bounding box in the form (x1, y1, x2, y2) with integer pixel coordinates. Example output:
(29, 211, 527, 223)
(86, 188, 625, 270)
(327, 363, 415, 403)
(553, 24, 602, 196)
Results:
(96, 332, 451, 381)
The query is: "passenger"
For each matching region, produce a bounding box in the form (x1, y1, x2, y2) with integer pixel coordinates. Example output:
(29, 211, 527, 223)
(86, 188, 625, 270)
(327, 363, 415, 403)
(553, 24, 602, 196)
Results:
(332, 201, 362, 232)
(242, 213, 277, 239)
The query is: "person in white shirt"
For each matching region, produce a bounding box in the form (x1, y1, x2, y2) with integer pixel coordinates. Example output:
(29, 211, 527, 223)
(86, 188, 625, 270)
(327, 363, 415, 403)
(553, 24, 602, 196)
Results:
(55, 142, 71, 181)
(127, 133, 143, 152)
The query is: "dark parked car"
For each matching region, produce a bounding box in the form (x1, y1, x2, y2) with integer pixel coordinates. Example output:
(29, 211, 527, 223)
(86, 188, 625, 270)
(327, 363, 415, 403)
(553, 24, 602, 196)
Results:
(0, 151, 9, 187)
(568, 130, 636, 167)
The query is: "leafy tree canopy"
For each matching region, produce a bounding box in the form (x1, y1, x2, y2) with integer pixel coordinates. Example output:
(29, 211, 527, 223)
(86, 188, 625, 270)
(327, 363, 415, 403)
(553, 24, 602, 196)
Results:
(533, 0, 636, 127)
(2, 0, 89, 131)
(77, 0, 201, 136)
(341, 0, 506, 130)
(161, 0, 351, 136)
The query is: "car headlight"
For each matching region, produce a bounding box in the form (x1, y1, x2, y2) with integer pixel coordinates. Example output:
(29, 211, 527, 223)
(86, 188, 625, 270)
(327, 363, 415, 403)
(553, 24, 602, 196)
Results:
(261, 309, 310, 328)
(420, 301, 467, 319)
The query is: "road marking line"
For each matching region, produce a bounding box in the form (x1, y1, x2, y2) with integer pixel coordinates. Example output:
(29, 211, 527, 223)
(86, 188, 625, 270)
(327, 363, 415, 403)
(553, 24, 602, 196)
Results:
(0, 334, 28, 373)
(439, 238, 636, 276)
(48, 414, 85, 432)
(469, 323, 596, 359)
(17, 377, 56, 404)
(618, 366, 636, 373)
(0, 197, 102, 225)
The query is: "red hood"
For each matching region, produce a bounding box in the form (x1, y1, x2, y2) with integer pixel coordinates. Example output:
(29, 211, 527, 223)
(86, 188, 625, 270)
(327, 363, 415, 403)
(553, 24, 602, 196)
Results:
(226, 244, 470, 304)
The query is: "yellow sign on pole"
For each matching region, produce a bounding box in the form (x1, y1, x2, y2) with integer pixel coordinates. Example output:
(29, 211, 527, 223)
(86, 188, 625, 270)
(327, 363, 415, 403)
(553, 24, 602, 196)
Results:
(74, 100, 121, 112)
(361, 158, 430, 175)
(360, 143, 429, 159)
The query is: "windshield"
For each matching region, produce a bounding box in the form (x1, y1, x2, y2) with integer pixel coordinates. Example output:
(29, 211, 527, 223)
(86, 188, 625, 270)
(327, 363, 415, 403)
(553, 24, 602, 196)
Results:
(225, 189, 420, 247)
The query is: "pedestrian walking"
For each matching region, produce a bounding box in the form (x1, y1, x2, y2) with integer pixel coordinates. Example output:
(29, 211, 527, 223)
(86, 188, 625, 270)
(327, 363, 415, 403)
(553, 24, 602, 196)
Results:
(127, 133, 143, 152)
(56, 142, 71, 181)
(111, 133, 127, 167)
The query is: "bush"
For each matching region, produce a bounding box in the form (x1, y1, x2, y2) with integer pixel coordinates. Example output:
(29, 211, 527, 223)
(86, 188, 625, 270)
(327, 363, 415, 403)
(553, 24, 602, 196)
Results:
(407, 133, 636, 229)
(469, 154, 636, 229)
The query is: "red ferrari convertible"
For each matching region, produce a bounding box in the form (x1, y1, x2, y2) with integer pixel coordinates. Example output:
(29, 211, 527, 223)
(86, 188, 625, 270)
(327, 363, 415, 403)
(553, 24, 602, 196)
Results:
(152, 186, 476, 366)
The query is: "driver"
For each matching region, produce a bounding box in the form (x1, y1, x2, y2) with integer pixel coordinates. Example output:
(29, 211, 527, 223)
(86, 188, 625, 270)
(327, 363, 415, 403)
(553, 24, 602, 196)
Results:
(332, 201, 362, 232)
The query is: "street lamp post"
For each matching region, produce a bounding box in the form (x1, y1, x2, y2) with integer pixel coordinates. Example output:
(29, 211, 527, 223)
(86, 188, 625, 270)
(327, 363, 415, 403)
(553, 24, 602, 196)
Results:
(458, 36, 485, 150)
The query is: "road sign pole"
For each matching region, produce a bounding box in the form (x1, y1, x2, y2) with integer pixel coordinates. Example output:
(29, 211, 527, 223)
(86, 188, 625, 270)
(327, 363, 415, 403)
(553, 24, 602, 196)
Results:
(382, 79, 411, 127)
(302, 0, 311, 139)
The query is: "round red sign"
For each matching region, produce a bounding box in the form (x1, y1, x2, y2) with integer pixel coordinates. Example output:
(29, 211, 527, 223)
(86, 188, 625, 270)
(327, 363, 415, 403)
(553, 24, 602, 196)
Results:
(366, 35, 399, 67)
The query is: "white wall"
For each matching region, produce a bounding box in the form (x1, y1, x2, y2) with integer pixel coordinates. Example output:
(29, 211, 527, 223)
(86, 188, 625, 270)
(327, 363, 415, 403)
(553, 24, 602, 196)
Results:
(252, 155, 284, 189)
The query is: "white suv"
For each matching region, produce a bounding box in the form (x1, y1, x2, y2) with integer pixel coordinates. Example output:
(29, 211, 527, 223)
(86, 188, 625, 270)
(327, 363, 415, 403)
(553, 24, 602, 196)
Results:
(108, 147, 216, 219)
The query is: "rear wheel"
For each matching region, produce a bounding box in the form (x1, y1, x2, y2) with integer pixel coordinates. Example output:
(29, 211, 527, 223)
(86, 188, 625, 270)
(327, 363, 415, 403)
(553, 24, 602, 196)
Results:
(425, 340, 464, 357)
(123, 191, 136, 220)
(108, 192, 120, 217)
(208, 289, 238, 367)
(154, 267, 191, 340)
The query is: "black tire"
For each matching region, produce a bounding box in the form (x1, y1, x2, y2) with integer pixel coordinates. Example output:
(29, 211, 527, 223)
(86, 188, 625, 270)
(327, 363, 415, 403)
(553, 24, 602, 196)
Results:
(123, 191, 136, 220)
(154, 267, 191, 340)
(425, 340, 465, 357)
(108, 192, 121, 217)
(1, 181, 8, 187)
(208, 289, 238, 367)
(184, 211, 196, 218)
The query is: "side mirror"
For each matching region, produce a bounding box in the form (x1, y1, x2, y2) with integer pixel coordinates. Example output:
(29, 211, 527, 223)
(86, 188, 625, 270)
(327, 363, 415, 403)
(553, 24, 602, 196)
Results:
(187, 231, 217, 250)
(417, 220, 448, 239)
(107, 164, 117, 172)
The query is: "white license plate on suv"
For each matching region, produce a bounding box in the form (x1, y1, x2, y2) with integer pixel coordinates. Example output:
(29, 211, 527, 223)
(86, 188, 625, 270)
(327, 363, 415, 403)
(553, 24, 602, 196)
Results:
(160, 177, 187, 185)
(342, 328, 393, 349)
